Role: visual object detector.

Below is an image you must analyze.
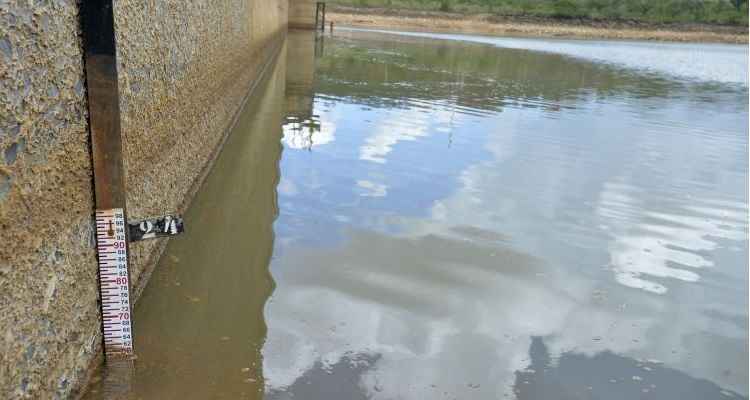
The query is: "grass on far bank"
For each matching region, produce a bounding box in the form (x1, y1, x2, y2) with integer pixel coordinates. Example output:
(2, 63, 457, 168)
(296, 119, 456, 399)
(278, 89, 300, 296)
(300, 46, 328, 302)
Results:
(328, 0, 749, 25)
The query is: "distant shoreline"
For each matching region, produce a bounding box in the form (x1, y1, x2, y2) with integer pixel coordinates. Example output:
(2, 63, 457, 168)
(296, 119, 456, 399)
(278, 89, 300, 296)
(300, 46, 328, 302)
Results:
(328, 6, 748, 44)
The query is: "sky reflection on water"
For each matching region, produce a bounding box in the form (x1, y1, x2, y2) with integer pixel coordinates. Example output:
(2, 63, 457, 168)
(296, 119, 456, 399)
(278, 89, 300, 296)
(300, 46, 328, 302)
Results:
(264, 30, 748, 400)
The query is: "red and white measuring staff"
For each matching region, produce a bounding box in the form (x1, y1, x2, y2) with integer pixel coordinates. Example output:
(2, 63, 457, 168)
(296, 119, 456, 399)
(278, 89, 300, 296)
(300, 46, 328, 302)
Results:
(95, 208, 134, 359)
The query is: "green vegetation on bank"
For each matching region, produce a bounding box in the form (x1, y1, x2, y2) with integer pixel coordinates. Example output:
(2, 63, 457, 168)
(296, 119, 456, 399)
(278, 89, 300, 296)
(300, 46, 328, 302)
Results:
(331, 0, 749, 25)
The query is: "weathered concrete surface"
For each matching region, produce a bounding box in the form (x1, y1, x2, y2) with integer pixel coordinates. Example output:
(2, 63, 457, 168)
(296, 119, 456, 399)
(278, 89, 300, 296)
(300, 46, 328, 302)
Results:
(0, 1, 95, 399)
(290, 0, 317, 29)
(0, 1, 288, 399)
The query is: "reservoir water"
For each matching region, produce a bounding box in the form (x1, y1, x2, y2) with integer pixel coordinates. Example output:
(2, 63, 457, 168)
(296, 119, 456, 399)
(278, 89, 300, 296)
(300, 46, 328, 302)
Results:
(85, 29, 748, 399)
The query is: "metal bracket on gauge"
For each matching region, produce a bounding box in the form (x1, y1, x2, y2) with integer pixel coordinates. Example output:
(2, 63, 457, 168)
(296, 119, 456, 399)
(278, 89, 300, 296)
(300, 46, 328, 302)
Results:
(129, 215, 185, 242)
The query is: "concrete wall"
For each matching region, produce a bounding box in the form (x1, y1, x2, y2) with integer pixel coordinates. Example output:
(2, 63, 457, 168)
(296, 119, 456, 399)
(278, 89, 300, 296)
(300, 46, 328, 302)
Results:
(289, 0, 317, 29)
(0, 1, 288, 398)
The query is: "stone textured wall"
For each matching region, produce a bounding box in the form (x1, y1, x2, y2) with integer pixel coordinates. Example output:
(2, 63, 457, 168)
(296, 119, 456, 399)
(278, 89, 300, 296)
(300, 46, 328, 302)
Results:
(0, 1, 94, 398)
(289, 0, 317, 29)
(0, 1, 288, 399)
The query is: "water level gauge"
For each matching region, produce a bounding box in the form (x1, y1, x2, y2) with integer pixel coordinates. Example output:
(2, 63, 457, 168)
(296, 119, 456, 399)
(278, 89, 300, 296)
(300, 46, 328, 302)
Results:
(95, 208, 134, 359)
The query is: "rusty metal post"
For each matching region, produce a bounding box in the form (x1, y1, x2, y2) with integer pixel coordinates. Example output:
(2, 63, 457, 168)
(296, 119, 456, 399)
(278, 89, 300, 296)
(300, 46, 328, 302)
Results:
(81, 0, 127, 213)
(80, 0, 127, 257)
(80, 0, 136, 364)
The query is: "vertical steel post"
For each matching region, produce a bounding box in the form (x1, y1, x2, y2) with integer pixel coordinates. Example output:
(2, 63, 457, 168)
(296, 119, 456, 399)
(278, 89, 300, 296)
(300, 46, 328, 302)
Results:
(81, 1, 127, 211)
(80, 0, 135, 362)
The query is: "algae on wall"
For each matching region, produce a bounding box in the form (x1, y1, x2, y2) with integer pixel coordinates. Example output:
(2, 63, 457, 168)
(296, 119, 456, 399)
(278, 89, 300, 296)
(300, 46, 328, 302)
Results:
(0, 0, 288, 398)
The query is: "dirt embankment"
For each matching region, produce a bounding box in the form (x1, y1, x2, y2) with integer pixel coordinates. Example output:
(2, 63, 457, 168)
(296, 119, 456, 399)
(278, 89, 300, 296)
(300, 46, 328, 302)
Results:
(328, 6, 748, 44)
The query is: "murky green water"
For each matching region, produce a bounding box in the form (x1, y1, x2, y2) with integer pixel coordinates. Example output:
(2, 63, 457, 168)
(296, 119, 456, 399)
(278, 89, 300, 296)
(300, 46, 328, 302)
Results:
(86, 30, 748, 399)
